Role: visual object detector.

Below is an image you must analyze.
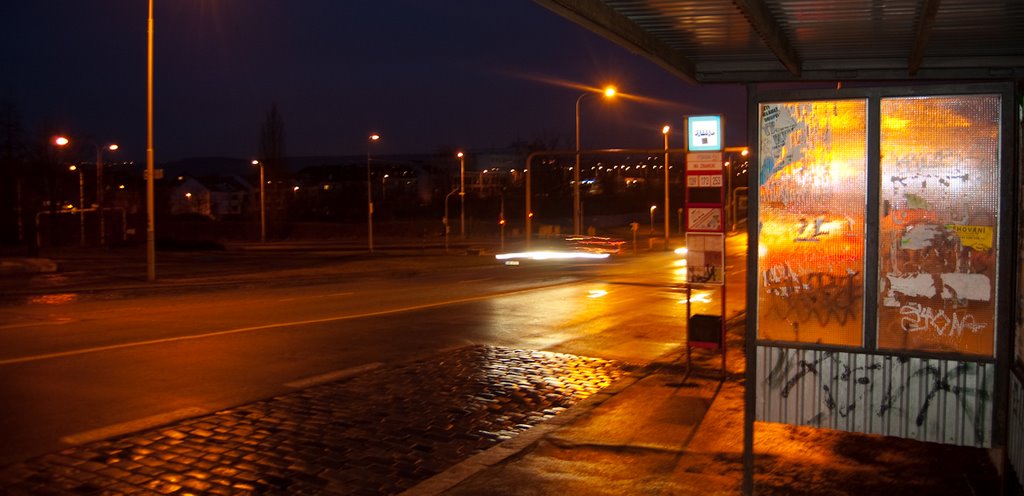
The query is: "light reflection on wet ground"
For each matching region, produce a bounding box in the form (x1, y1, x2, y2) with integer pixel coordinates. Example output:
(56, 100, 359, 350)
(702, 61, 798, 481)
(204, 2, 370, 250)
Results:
(0, 345, 623, 495)
(26, 294, 79, 305)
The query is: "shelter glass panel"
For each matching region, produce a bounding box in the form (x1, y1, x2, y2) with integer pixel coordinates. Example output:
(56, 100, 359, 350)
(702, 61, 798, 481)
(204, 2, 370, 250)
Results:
(757, 100, 867, 346)
(877, 95, 1001, 356)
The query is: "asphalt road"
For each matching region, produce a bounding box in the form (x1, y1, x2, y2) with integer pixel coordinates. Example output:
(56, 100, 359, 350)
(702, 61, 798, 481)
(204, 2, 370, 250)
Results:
(0, 246, 727, 468)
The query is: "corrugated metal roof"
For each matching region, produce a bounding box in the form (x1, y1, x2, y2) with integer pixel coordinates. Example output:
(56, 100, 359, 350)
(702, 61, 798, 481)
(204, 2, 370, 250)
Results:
(536, 0, 1024, 83)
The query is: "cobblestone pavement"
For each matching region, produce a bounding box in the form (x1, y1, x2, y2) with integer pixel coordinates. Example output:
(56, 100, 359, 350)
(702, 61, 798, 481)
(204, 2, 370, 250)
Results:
(0, 346, 623, 495)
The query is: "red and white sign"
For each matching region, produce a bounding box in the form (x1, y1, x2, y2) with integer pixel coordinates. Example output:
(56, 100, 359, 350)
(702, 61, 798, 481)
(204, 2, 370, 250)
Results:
(687, 207, 723, 232)
(686, 152, 723, 172)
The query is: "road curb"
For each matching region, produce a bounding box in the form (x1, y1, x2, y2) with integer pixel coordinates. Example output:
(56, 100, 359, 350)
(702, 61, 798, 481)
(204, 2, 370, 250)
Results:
(0, 258, 57, 275)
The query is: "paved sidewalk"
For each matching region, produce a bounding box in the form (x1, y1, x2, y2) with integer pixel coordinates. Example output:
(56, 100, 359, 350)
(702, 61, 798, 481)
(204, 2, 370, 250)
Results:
(408, 343, 1004, 496)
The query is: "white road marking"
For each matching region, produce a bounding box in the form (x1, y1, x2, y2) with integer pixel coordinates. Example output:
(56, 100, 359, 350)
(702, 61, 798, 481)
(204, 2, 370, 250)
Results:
(0, 319, 74, 331)
(284, 362, 383, 389)
(60, 407, 209, 446)
(0, 286, 559, 367)
(277, 292, 354, 302)
(457, 278, 491, 284)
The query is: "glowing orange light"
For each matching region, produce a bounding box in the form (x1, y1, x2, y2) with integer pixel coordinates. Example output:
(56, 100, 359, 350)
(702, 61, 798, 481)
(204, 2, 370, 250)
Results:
(54, 136, 69, 146)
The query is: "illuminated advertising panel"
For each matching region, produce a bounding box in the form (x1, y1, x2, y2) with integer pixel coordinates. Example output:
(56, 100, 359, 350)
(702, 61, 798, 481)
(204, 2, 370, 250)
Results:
(687, 115, 722, 152)
(877, 95, 1000, 357)
(757, 100, 867, 346)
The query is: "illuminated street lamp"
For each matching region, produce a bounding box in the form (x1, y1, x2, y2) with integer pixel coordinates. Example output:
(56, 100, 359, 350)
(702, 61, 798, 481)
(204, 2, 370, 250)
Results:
(96, 143, 118, 246)
(574, 85, 616, 234)
(662, 125, 671, 248)
(367, 133, 381, 253)
(650, 205, 657, 235)
(251, 160, 266, 242)
(457, 151, 466, 239)
(69, 164, 85, 245)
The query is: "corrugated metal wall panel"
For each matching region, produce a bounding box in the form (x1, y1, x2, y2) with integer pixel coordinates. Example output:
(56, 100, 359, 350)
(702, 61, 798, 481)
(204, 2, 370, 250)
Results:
(1009, 374, 1024, 488)
(756, 345, 994, 447)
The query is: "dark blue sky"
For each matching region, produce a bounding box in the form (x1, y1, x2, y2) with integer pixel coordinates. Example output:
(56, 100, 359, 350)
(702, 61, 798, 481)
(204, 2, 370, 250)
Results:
(2, 1, 746, 163)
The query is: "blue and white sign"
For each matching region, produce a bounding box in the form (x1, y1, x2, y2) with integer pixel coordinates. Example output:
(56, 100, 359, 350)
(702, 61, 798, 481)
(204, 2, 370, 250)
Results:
(687, 115, 723, 152)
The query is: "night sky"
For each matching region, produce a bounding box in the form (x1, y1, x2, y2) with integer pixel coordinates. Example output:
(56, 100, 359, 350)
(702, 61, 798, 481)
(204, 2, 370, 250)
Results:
(2, 1, 746, 164)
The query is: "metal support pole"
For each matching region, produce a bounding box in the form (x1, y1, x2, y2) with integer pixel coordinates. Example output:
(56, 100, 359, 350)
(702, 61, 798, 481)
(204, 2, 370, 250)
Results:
(574, 94, 584, 235)
(367, 155, 374, 254)
(459, 152, 466, 239)
(259, 163, 266, 242)
(663, 127, 671, 248)
(444, 188, 457, 253)
(525, 154, 532, 249)
(146, 0, 156, 281)
(77, 169, 85, 246)
(96, 146, 104, 246)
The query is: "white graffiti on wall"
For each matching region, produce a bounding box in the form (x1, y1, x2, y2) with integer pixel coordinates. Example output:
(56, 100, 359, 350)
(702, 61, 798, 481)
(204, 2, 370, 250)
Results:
(881, 217, 993, 347)
(899, 302, 987, 341)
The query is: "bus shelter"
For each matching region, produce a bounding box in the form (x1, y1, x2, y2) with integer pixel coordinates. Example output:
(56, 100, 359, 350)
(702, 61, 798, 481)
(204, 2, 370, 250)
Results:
(536, 0, 1024, 492)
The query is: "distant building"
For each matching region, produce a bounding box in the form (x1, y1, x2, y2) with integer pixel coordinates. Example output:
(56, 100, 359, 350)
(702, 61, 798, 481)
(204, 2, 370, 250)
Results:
(169, 175, 253, 219)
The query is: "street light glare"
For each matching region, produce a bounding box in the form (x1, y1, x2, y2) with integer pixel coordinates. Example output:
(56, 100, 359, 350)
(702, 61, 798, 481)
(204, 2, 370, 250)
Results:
(108, 144, 119, 151)
(603, 86, 617, 98)
(54, 136, 69, 146)
(369, 134, 380, 141)
(662, 125, 670, 135)
(457, 151, 464, 158)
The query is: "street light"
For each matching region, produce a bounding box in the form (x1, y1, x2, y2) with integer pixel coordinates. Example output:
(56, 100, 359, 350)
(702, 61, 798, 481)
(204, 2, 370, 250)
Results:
(69, 164, 85, 245)
(457, 151, 466, 239)
(574, 85, 617, 234)
(367, 133, 380, 253)
(444, 187, 459, 253)
(650, 205, 657, 235)
(146, 0, 156, 281)
(662, 125, 671, 249)
(96, 143, 118, 246)
(251, 160, 265, 242)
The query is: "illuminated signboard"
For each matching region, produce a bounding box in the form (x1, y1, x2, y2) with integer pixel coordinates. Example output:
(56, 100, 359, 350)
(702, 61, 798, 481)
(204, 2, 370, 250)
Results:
(687, 115, 722, 152)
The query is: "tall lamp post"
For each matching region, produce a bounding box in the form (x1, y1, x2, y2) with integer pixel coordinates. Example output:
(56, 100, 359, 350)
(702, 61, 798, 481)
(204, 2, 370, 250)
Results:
(69, 164, 85, 246)
(146, 0, 156, 281)
(662, 125, 671, 248)
(574, 85, 616, 235)
(649, 205, 657, 235)
(96, 143, 118, 246)
(251, 160, 266, 242)
(456, 151, 466, 239)
(367, 133, 380, 253)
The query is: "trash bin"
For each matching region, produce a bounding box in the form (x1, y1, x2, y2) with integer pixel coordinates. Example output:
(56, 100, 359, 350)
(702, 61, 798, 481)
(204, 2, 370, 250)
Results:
(688, 314, 722, 345)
